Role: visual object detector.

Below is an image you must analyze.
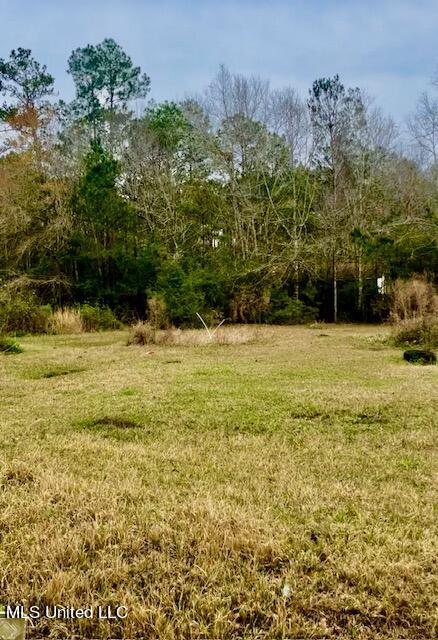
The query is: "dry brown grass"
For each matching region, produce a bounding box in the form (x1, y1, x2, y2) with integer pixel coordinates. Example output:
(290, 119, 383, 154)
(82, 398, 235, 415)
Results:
(389, 278, 438, 349)
(147, 295, 170, 329)
(127, 320, 156, 345)
(0, 325, 437, 639)
(390, 277, 438, 322)
(49, 308, 84, 334)
(128, 322, 274, 347)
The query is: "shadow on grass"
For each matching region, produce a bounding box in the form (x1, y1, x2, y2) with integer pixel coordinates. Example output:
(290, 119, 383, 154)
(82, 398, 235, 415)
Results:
(76, 416, 146, 442)
(24, 366, 86, 379)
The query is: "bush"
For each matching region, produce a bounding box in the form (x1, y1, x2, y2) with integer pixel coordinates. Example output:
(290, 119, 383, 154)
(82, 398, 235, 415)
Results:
(79, 304, 121, 331)
(269, 299, 318, 325)
(264, 289, 318, 325)
(127, 321, 156, 345)
(0, 294, 122, 335)
(50, 305, 121, 333)
(230, 287, 270, 323)
(390, 278, 438, 349)
(0, 336, 23, 354)
(0, 291, 51, 334)
(155, 261, 206, 326)
(390, 277, 438, 322)
(147, 296, 169, 329)
(392, 316, 438, 349)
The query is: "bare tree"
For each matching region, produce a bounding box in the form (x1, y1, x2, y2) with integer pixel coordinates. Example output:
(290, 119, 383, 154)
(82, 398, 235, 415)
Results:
(203, 65, 270, 127)
(407, 92, 438, 167)
(203, 66, 312, 171)
(362, 104, 398, 157)
(268, 87, 310, 166)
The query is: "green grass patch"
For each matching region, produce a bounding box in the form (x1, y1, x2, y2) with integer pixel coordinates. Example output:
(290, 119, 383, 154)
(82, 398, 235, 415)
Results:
(118, 387, 139, 396)
(0, 337, 23, 354)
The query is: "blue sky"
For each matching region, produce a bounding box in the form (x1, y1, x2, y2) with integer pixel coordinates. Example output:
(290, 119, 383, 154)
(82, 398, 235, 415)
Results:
(2, 0, 438, 122)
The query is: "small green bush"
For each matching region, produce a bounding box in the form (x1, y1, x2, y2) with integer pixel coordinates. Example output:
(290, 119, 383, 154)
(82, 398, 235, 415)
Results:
(79, 304, 122, 331)
(270, 300, 318, 325)
(98, 306, 122, 330)
(266, 290, 318, 325)
(154, 261, 206, 326)
(0, 336, 23, 354)
(0, 292, 51, 334)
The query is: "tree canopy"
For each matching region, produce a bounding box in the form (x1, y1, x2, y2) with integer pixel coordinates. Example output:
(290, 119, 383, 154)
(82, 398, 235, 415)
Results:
(0, 45, 436, 326)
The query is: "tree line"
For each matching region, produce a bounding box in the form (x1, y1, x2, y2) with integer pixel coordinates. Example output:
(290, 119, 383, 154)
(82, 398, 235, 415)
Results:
(0, 40, 437, 327)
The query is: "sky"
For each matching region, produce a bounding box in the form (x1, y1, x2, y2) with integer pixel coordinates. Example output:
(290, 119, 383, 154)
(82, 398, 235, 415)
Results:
(2, 0, 438, 124)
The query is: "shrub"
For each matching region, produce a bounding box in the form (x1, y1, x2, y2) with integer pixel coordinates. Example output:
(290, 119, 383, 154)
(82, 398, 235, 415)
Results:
(230, 287, 270, 323)
(269, 299, 318, 325)
(147, 296, 169, 329)
(0, 291, 51, 334)
(99, 307, 122, 330)
(50, 308, 84, 334)
(390, 277, 438, 322)
(263, 287, 319, 325)
(390, 278, 438, 349)
(155, 261, 206, 326)
(127, 321, 156, 345)
(392, 316, 438, 349)
(0, 336, 23, 354)
(79, 304, 121, 331)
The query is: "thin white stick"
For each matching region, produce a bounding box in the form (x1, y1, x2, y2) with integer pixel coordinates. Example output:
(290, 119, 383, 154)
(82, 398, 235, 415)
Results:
(211, 318, 226, 336)
(196, 312, 212, 339)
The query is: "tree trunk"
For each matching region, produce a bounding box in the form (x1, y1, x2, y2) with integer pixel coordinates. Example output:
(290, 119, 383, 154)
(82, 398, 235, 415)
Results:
(333, 252, 338, 323)
(294, 263, 300, 300)
(357, 252, 363, 318)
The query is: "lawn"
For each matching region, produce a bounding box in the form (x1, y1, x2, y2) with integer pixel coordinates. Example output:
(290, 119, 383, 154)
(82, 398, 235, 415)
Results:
(0, 325, 437, 639)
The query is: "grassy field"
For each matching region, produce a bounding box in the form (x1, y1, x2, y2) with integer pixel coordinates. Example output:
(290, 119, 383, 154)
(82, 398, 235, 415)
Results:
(0, 325, 437, 639)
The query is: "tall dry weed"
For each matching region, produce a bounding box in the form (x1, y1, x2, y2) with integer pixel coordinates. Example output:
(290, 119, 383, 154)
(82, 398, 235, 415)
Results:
(390, 277, 438, 322)
(127, 321, 156, 345)
(390, 278, 438, 348)
(50, 308, 84, 334)
(147, 296, 169, 329)
(128, 323, 271, 346)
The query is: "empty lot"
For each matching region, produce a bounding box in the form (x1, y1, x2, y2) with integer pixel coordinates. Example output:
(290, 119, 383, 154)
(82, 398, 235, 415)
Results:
(0, 326, 437, 638)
